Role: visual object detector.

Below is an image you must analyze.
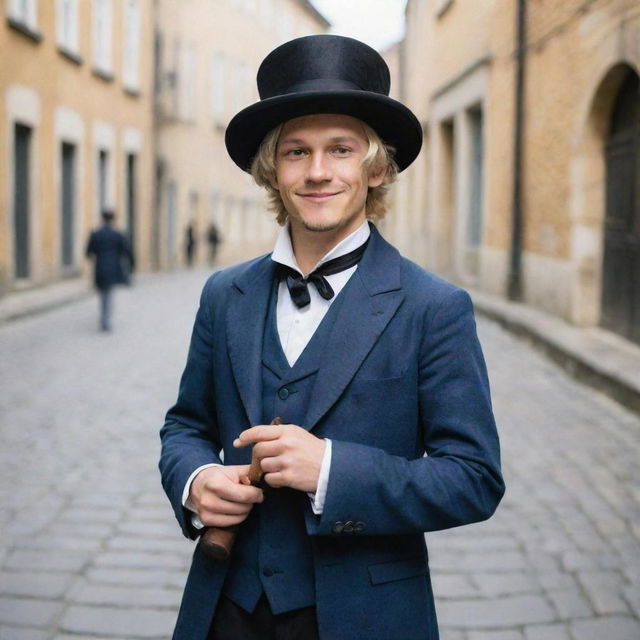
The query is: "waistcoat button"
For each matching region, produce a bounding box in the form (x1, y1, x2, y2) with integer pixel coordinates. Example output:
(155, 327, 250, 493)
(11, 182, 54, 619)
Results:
(263, 568, 274, 577)
(278, 387, 290, 400)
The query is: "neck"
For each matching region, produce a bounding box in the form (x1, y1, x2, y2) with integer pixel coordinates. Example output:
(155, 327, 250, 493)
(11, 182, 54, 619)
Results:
(289, 220, 367, 275)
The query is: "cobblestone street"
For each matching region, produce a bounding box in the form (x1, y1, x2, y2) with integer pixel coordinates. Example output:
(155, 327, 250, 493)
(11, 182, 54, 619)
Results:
(0, 268, 638, 640)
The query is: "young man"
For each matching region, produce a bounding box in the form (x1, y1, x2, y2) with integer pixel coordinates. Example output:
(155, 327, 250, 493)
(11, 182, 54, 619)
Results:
(85, 209, 134, 332)
(160, 35, 504, 640)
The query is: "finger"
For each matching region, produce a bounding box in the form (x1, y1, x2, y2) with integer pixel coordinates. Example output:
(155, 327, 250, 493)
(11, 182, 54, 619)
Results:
(234, 424, 283, 447)
(200, 512, 251, 528)
(252, 440, 283, 461)
(263, 471, 286, 488)
(258, 455, 282, 475)
(201, 496, 253, 517)
(216, 483, 264, 504)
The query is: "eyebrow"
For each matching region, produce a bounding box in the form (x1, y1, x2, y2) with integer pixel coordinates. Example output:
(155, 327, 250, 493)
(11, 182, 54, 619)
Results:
(278, 135, 363, 146)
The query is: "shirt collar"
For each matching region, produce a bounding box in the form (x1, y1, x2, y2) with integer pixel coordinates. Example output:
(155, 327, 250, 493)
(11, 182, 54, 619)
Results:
(271, 220, 371, 275)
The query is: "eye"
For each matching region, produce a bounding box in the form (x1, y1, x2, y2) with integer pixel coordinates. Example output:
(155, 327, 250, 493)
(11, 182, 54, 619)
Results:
(283, 148, 306, 157)
(333, 146, 352, 156)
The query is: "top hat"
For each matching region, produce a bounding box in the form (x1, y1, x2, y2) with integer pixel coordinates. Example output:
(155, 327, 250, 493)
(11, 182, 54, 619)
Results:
(224, 35, 422, 173)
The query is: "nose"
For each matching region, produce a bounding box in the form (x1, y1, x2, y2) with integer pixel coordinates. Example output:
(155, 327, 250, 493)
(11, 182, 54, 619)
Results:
(306, 152, 332, 183)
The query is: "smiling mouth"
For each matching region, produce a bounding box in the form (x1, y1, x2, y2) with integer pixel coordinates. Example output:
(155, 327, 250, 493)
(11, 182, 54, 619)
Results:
(297, 192, 341, 201)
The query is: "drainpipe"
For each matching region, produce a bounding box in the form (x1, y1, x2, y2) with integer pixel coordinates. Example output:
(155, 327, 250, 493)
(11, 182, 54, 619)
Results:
(508, 0, 527, 301)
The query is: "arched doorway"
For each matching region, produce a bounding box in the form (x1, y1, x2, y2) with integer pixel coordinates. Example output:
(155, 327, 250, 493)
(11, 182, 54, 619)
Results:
(601, 70, 640, 344)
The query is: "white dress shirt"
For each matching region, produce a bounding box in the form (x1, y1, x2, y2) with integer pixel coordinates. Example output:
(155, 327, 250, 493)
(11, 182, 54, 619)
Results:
(183, 220, 371, 525)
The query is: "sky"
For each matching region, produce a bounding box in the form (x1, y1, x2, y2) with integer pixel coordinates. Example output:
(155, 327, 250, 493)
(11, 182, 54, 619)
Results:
(310, 0, 408, 51)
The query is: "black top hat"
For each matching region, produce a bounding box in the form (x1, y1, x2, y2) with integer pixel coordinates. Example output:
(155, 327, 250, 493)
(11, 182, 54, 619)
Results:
(225, 35, 422, 173)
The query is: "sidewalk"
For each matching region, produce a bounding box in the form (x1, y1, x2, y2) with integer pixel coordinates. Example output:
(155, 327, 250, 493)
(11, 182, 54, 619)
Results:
(468, 288, 640, 415)
(2, 274, 638, 415)
(0, 277, 91, 324)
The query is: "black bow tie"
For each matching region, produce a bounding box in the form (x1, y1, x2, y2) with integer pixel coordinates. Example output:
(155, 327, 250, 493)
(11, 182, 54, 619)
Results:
(277, 239, 369, 309)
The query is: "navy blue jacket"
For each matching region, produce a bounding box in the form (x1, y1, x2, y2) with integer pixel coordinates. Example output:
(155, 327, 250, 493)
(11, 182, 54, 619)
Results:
(86, 225, 134, 289)
(159, 226, 504, 639)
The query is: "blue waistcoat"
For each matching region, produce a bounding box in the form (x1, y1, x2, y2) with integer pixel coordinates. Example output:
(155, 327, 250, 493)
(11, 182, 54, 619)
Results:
(222, 282, 344, 615)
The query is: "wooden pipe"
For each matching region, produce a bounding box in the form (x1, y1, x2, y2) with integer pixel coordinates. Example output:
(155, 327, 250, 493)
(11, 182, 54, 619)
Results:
(198, 418, 282, 562)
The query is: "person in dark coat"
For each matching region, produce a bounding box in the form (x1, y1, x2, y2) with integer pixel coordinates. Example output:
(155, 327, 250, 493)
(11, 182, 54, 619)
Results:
(85, 210, 134, 331)
(160, 35, 504, 640)
(207, 222, 221, 266)
(185, 222, 197, 267)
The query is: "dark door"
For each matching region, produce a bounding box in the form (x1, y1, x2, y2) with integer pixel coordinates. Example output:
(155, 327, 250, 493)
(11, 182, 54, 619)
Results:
(14, 124, 31, 280)
(61, 142, 76, 268)
(602, 72, 640, 345)
(99, 149, 108, 214)
(126, 153, 137, 254)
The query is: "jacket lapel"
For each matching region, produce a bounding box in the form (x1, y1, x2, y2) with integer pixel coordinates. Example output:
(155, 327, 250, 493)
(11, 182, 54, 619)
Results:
(305, 226, 405, 431)
(226, 256, 276, 427)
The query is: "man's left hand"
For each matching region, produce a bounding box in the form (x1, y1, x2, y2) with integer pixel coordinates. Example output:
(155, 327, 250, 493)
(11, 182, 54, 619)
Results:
(234, 423, 326, 493)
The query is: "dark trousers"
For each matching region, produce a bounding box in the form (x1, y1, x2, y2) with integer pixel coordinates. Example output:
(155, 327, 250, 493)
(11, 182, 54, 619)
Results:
(98, 286, 113, 331)
(208, 595, 319, 640)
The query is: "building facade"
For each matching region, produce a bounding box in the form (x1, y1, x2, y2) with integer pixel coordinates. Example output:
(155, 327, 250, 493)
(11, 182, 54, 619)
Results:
(153, 0, 329, 269)
(396, 0, 640, 346)
(0, 0, 155, 296)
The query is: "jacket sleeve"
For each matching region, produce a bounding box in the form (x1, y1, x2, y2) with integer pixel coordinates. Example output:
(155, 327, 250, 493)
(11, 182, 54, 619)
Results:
(159, 275, 222, 538)
(306, 289, 505, 537)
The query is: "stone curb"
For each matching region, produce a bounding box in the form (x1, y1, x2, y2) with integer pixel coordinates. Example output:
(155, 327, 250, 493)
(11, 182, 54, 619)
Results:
(469, 287, 640, 415)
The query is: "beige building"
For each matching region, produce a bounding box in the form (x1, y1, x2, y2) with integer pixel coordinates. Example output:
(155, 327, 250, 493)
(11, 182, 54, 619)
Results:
(153, 0, 329, 269)
(0, 0, 155, 296)
(395, 0, 640, 346)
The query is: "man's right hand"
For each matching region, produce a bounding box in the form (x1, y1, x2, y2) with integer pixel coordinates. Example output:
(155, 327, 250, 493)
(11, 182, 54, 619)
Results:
(189, 465, 264, 528)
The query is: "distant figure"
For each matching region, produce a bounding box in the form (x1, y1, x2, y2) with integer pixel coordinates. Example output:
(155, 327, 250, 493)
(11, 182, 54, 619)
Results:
(85, 210, 134, 332)
(185, 222, 196, 267)
(206, 221, 222, 266)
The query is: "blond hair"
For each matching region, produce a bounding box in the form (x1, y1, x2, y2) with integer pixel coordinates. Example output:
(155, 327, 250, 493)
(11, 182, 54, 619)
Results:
(250, 120, 399, 225)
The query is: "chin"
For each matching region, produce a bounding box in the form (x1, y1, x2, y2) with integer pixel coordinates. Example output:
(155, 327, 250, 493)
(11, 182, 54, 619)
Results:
(301, 220, 341, 233)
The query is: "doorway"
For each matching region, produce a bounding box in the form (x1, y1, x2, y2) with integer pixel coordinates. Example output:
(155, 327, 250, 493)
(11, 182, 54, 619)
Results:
(601, 71, 640, 345)
(14, 123, 32, 280)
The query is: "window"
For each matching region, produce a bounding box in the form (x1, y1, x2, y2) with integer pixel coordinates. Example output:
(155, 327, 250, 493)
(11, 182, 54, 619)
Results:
(259, 0, 273, 27)
(123, 0, 141, 91)
(177, 43, 196, 122)
(232, 60, 250, 115)
(93, 0, 113, 76)
(211, 52, 226, 125)
(56, 0, 79, 54)
(8, 0, 38, 30)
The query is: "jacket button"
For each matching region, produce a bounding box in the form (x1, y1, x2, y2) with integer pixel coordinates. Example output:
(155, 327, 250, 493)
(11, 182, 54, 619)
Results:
(332, 521, 344, 534)
(354, 521, 366, 533)
(343, 521, 354, 533)
(278, 387, 289, 400)
(262, 568, 274, 577)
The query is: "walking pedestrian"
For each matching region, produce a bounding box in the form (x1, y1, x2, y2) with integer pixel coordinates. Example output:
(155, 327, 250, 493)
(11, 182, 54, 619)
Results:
(160, 35, 504, 640)
(85, 210, 134, 332)
(185, 222, 197, 267)
(206, 221, 222, 266)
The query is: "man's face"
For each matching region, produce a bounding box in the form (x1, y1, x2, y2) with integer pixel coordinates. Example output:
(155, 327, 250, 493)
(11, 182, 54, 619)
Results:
(273, 114, 385, 240)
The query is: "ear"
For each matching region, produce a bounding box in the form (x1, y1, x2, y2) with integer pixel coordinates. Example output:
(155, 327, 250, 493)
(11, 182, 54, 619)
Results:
(367, 164, 387, 188)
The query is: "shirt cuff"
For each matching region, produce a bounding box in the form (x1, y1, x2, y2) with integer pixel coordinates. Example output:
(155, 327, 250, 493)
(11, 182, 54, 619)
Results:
(307, 439, 332, 515)
(182, 463, 220, 529)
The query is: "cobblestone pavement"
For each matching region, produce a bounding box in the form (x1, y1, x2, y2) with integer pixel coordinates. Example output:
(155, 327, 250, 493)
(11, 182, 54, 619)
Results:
(0, 268, 638, 640)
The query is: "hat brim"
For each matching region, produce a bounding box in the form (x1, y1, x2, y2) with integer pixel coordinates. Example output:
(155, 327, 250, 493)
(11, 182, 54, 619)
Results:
(225, 90, 423, 173)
